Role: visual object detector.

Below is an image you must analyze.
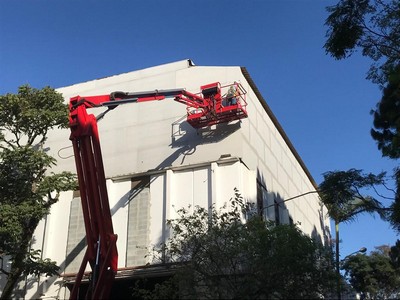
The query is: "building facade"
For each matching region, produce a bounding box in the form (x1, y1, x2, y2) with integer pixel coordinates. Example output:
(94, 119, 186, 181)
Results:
(5, 60, 330, 299)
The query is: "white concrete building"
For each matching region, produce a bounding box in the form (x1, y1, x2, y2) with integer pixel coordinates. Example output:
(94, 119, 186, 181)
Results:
(7, 60, 330, 299)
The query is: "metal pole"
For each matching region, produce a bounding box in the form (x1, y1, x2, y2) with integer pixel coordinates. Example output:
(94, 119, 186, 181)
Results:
(336, 221, 341, 300)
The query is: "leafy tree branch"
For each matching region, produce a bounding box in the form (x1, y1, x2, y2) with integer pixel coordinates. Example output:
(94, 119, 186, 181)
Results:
(324, 0, 400, 85)
(0, 85, 77, 300)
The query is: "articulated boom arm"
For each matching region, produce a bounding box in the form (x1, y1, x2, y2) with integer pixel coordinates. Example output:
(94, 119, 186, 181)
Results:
(67, 81, 247, 299)
(70, 82, 248, 128)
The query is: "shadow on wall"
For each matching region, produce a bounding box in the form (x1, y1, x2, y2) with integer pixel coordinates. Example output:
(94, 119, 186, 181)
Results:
(27, 119, 243, 298)
(316, 208, 332, 246)
(256, 170, 291, 226)
(161, 117, 242, 167)
(22, 276, 65, 300)
(256, 169, 328, 245)
(310, 199, 331, 246)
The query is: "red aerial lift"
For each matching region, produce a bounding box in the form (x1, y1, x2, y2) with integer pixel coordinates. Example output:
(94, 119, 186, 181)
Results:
(68, 82, 247, 299)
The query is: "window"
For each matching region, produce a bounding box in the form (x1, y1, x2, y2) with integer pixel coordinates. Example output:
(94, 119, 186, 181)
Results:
(126, 176, 151, 267)
(256, 181, 264, 217)
(65, 191, 86, 273)
(274, 199, 280, 225)
(257, 179, 273, 220)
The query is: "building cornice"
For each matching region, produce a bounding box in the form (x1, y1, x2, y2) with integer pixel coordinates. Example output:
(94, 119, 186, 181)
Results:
(110, 156, 242, 182)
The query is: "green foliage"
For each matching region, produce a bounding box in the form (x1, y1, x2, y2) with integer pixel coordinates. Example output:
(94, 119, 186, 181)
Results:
(341, 245, 400, 299)
(370, 66, 400, 232)
(386, 168, 400, 233)
(132, 277, 180, 300)
(371, 66, 400, 159)
(24, 249, 60, 277)
(390, 240, 400, 269)
(325, 0, 370, 59)
(319, 169, 386, 223)
(135, 191, 336, 299)
(0, 85, 69, 147)
(0, 85, 76, 299)
(324, 0, 400, 85)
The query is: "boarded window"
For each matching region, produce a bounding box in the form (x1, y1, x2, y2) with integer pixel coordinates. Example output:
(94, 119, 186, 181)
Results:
(126, 176, 151, 267)
(65, 191, 86, 273)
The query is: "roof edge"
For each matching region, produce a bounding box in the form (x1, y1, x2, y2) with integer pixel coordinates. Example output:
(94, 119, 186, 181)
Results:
(57, 59, 195, 91)
(240, 67, 318, 190)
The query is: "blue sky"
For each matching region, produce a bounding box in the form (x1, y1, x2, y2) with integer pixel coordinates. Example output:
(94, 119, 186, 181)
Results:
(1, 0, 398, 259)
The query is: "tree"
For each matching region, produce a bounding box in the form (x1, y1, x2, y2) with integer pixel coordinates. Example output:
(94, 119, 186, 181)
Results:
(319, 169, 386, 224)
(318, 168, 386, 299)
(0, 85, 76, 299)
(134, 190, 336, 299)
(389, 239, 400, 268)
(341, 245, 400, 299)
(325, 0, 400, 232)
(371, 66, 400, 159)
(370, 68, 400, 231)
(324, 0, 400, 85)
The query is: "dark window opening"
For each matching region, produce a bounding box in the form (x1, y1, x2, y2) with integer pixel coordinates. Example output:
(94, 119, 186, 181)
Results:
(256, 182, 263, 217)
(274, 200, 280, 225)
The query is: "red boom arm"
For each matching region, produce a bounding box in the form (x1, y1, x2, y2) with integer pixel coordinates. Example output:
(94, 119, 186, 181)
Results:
(67, 82, 247, 299)
(69, 101, 118, 299)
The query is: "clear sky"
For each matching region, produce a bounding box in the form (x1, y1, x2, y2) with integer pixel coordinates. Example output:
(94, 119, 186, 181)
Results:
(1, 0, 398, 259)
